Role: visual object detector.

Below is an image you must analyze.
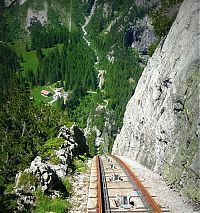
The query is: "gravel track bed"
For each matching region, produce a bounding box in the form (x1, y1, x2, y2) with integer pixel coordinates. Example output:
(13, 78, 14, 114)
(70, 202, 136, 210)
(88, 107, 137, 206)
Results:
(118, 156, 199, 213)
(68, 159, 92, 213)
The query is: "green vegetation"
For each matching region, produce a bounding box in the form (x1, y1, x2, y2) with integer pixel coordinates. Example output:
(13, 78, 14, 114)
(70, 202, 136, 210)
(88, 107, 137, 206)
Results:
(147, 42, 159, 56)
(17, 172, 38, 189)
(62, 177, 72, 193)
(150, 0, 184, 38)
(0, 193, 17, 213)
(107, 137, 115, 153)
(5, 182, 15, 193)
(0, 81, 70, 182)
(92, 108, 106, 133)
(12, 42, 64, 74)
(22, 50, 39, 73)
(84, 0, 145, 146)
(73, 156, 88, 173)
(17, 31, 97, 101)
(1, 0, 146, 155)
(36, 32, 97, 89)
(64, 120, 74, 129)
(151, 13, 176, 38)
(1, 0, 76, 43)
(40, 138, 64, 159)
(72, 93, 98, 128)
(0, 1, 91, 212)
(87, 131, 97, 157)
(29, 21, 68, 50)
(0, 44, 20, 93)
(33, 190, 71, 213)
(0, 80, 72, 211)
(49, 155, 62, 165)
(31, 85, 54, 104)
(0, 1, 8, 42)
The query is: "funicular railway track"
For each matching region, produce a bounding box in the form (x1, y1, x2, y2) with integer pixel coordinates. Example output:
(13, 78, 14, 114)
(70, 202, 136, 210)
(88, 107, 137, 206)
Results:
(87, 155, 170, 213)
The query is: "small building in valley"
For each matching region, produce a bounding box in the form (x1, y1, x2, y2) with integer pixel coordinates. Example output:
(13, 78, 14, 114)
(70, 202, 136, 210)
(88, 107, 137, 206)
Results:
(41, 90, 51, 97)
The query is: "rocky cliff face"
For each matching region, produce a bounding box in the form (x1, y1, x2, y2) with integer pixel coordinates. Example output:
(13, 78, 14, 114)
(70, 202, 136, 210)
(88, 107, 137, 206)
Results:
(112, 0, 199, 200)
(14, 124, 88, 211)
(131, 15, 156, 54)
(4, 0, 15, 7)
(3, 0, 26, 7)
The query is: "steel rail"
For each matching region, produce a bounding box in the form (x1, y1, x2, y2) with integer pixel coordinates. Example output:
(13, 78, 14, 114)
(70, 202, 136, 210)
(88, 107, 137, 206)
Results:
(111, 155, 162, 213)
(97, 156, 103, 213)
(99, 156, 111, 213)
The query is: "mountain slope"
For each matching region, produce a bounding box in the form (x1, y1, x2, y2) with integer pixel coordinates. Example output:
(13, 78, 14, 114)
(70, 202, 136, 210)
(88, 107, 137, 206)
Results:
(80, 0, 160, 149)
(112, 0, 200, 200)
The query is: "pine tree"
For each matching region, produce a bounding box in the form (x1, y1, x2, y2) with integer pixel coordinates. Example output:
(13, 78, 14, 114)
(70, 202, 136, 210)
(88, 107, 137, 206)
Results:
(36, 47, 43, 62)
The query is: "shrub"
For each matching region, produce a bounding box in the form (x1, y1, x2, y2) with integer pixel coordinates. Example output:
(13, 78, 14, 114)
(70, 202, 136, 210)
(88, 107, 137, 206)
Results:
(17, 172, 38, 189)
(150, 0, 184, 38)
(79, 153, 88, 161)
(5, 182, 15, 193)
(147, 42, 159, 57)
(73, 157, 87, 173)
(33, 190, 71, 213)
(87, 131, 96, 157)
(151, 12, 176, 38)
(62, 177, 72, 193)
(40, 138, 64, 159)
(65, 120, 73, 128)
(0, 193, 18, 212)
(49, 155, 61, 165)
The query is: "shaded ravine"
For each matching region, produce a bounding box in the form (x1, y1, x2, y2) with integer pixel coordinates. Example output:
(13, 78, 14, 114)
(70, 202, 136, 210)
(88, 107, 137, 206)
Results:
(82, 1, 110, 153)
(81, 0, 105, 90)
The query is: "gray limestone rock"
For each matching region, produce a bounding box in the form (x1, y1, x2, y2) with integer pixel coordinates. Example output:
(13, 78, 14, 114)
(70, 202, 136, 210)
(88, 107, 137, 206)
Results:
(112, 0, 200, 200)
(4, 0, 16, 7)
(131, 15, 157, 54)
(15, 125, 88, 210)
(134, 0, 160, 7)
(17, 193, 36, 212)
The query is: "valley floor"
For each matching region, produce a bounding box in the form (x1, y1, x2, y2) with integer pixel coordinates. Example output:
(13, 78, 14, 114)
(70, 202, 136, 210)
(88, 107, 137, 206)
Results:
(118, 156, 199, 213)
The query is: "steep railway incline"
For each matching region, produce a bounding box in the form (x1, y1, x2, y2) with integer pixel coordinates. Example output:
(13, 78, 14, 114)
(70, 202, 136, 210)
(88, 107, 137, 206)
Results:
(87, 155, 170, 213)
